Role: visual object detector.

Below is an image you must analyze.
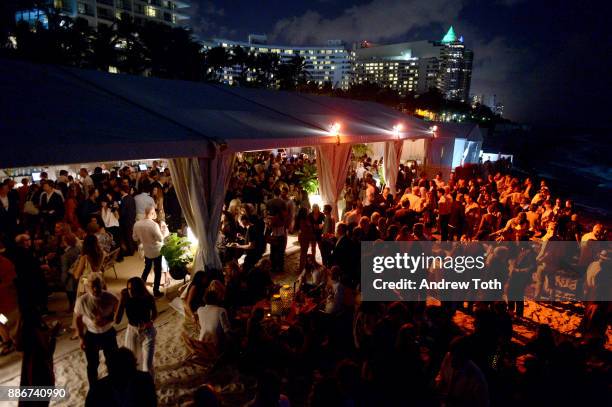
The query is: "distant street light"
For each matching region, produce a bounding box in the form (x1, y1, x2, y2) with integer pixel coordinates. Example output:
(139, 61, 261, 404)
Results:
(430, 125, 438, 138)
(330, 122, 341, 145)
(393, 123, 404, 139)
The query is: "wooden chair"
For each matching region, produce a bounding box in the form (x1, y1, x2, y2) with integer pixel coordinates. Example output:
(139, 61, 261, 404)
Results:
(103, 248, 120, 279)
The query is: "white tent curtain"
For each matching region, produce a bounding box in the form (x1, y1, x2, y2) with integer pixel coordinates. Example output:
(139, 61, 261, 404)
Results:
(463, 140, 482, 164)
(168, 147, 235, 272)
(382, 140, 404, 196)
(315, 143, 353, 221)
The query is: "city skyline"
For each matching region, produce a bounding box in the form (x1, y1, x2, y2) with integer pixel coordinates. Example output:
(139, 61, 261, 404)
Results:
(203, 28, 474, 105)
(186, 0, 610, 128)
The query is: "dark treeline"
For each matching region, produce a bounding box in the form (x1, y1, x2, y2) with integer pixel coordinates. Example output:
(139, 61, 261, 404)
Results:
(0, 3, 503, 124)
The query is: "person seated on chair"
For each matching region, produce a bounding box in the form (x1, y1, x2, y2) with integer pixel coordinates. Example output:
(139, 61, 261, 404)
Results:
(297, 254, 327, 297)
(197, 287, 230, 347)
(182, 283, 230, 365)
(87, 222, 113, 254)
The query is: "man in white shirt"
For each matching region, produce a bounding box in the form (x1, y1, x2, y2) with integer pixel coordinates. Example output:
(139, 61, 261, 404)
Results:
(134, 186, 156, 221)
(133, 206, 164, 297)
(579, 223, 605, 267)
(79, 168, 94, 199)
(363, 178, 376, 207)
(74, 273, 118, 386)
(355, 162, 366, 180)
(401, 186, 421, 212)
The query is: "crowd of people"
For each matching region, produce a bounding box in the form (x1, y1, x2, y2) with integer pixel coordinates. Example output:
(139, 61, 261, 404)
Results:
(173, 152, 609, 406)
(0, 162, 181, 404)
(0, 152, 609, 406)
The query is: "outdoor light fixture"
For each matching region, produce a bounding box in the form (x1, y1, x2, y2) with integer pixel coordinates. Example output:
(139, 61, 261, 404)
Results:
(393, 123, 404, 139)
(330, 122, 341, 145)
(430, 125, 438, 138)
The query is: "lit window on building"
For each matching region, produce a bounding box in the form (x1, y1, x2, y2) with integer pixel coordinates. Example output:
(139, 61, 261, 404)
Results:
(145, 6, 157, 17)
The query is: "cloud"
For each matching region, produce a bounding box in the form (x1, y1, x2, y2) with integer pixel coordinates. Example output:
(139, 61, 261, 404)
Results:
(268, 1, 546, 123)
(271, 0, 464, 45)
(469, 36, 535, 120)
(187, 0, 228, 38)
(203, 2, 225, 17)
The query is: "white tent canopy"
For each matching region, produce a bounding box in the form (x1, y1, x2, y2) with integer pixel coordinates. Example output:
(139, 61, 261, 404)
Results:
(1, 59, 431, 166)
(0, 59, 473, 268)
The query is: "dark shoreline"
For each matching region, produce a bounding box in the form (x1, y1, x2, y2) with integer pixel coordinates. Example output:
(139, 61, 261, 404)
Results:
(484, 125, 611, 227)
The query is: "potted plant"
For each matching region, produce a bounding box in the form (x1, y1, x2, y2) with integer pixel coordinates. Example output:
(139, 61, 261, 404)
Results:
(295, 161, 319, 194)
(160, 233, 193, 280)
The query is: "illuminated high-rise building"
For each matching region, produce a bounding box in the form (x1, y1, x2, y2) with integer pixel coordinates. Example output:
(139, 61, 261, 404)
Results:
(353, 26, 473, 101)
(353, 40, 440, 96)
(15, 0, 190, 29)
(202, 35, 353, 89)
(472, 94, 504, 117)
(437, 26, 473, 102)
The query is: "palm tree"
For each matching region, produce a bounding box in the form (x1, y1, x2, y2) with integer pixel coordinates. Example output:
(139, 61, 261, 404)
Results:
(229, 45, 250, 85)
(114, 17, 149, 75)
(90, 22, 117, 72)
(204, 46, 228, 82)
(277, 55, 311, 90)
(140, 20, 171, 78)
(62, 17, 95, 68)
(166, 26, 205, 81)
(252, 52, 279, 88)
(291, 55, 310, 85)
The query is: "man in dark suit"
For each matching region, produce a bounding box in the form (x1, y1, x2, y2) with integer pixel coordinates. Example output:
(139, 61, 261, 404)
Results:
(119, 185, 137, 257)
(90, 167, 107, 189)
(39, 181, 64, 233)
(10, 234, 50, 317)
(0, 180, 20, 246)
(332, 222, 359, 287)
(77, 188, 101, 229)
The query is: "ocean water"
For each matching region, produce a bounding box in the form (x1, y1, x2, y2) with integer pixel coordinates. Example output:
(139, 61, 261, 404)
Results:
(486, 126, 611, 220)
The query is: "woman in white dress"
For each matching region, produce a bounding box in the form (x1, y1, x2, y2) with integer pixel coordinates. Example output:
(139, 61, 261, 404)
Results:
(70, 234, 104, 339)
(197, 287, 230, 347)
(182, 283, 230, 365)
(72, 234, 105, 295)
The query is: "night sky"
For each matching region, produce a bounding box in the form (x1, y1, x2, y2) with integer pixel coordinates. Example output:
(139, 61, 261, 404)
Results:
(187, 0, 610, 128)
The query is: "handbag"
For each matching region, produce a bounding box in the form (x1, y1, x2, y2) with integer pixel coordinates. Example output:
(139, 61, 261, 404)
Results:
(70, 256, 84, 280)
(23, 200, 39, 215)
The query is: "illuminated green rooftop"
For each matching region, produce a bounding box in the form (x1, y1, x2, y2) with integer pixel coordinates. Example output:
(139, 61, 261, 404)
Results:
(441, 26, 457, 44)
